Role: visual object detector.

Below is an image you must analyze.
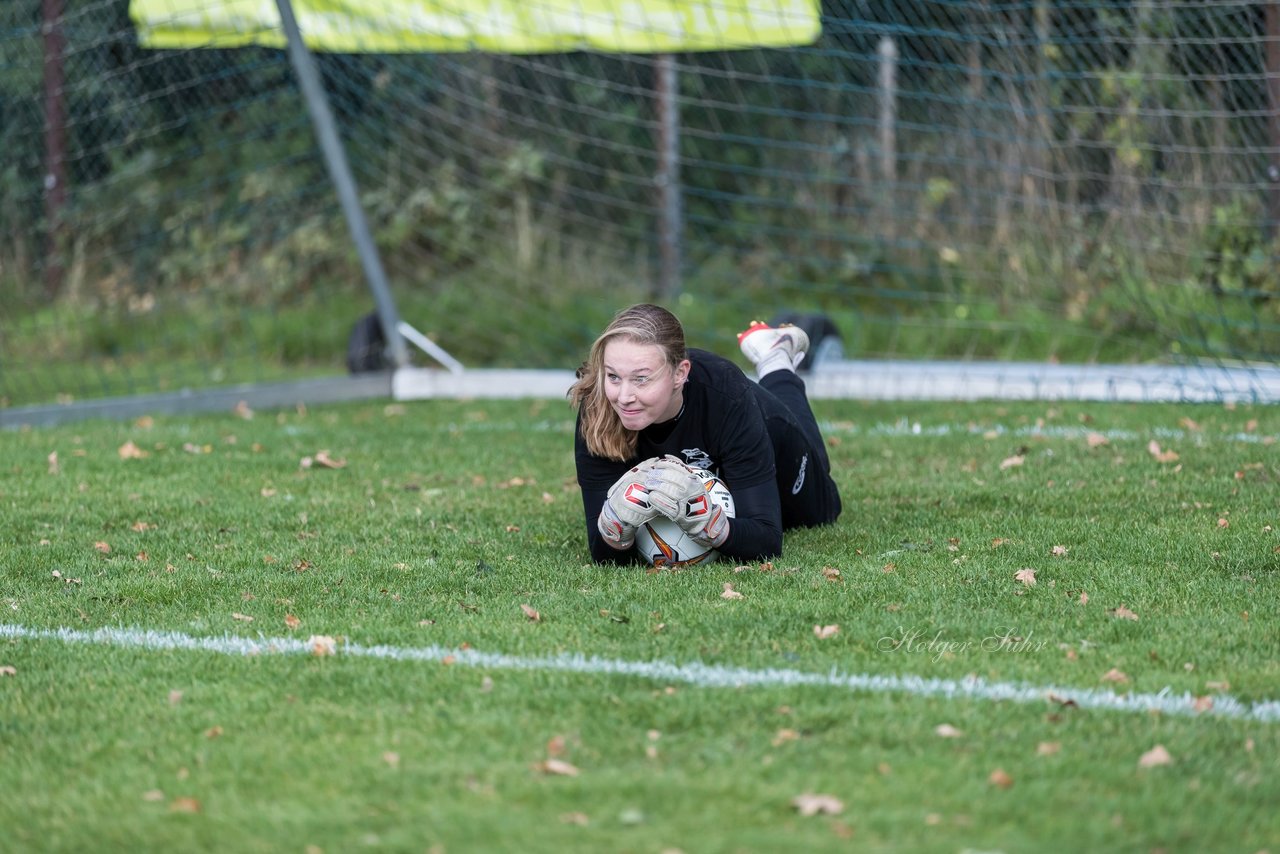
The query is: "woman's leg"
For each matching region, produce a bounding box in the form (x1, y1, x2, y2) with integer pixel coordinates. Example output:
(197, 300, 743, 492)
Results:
(760, 372, 842, 527)
(739, 320, 841, 527)
(760, 370, 832, 473)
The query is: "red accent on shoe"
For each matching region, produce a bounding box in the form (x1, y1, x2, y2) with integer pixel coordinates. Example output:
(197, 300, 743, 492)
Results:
(736, 321, 771, 344)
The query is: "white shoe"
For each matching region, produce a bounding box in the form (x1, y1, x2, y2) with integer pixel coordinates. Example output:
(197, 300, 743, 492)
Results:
(737, 320, 809, 372)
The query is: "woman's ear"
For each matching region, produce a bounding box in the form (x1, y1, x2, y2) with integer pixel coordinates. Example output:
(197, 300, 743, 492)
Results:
(674, 358, 691, 386)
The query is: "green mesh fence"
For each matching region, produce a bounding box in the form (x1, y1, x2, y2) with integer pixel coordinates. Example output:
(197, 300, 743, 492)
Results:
(3, 1, 1279, 410)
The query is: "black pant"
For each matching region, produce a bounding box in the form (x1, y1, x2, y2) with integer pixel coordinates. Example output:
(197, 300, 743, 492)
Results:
(760, 371, 842, 529)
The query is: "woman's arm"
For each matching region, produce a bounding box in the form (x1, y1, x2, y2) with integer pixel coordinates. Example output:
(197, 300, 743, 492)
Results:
(716, 479, 784, 560)
(580, 485, 642, 565)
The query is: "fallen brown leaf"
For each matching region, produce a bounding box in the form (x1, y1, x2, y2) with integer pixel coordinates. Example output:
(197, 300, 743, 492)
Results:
(988, 768, 1014, 789)
(721, 583, 745, 600)
(118, 441, 149, 460)
(0, 666, 16, 677)
(1085, 432, 1110, 448)
(791, 793, 844, 817)
(308, 635, 337, 656)
(1050, 545, 1068, 557)
(813, 624, 840, 640)
(934, 724, 963, 738)
(94, 541, 111, 554)
(1036, 741, 1062, 756)
(1000, 454, 1025, 470)
(1100, 668, 1129, 684)
(1046, 692, 1079, 709)
(520, 603, 542, 622)
(168, 797, 201, 814)
(772, 728, 801, 746)
(314, 450, 346, 469)
(231, 612, 253, 623)
(537, 759, 580, 777)
(1014, 568, 1037, 586)
(1109, 605, 1139, 621)
(1137, 745, 1172, 768)
(1147, 440, 1179, 463)
(284, 613, 301, 631)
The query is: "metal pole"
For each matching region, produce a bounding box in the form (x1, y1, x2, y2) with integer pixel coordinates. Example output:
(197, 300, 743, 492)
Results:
(655, 53, 682, 299)
(41, 0, 67, 298)
(1266, 2, 1280, 237)
(878, 37, 898, 243)
(273, 0, 410, 369)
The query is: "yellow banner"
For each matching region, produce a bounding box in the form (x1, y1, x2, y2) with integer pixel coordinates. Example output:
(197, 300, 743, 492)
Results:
(130, 0, 821, 53)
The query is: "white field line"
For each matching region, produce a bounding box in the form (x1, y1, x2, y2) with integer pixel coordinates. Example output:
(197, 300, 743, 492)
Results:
(4, 623, 1278, 724)
(846, 420, 1279, 446)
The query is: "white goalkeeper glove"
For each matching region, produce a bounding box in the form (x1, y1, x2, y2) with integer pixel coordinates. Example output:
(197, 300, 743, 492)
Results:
(644, 455, 707, 519)
(597, 459, 663, 550)
(677, 489, 731, 549)
(646, 456, 731, 549)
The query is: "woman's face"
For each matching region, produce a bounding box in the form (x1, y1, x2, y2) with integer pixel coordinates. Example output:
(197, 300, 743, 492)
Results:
(602, 338, 689, 431)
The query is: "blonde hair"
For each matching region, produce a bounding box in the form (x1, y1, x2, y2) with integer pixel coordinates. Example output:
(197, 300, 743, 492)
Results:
(568, 303, 687, 461)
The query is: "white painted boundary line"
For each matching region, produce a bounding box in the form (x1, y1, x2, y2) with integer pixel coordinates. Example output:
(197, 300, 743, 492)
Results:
(4, 624, 1277, 723)
(807, 360, 1280, 404)
(390, 361, 1280, 404)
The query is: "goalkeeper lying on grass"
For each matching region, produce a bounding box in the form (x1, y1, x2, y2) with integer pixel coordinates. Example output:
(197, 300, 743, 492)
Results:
(568, 303, 842, 564)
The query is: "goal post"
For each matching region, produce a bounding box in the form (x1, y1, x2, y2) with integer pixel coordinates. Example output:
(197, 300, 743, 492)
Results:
(272, 0, 410, 372)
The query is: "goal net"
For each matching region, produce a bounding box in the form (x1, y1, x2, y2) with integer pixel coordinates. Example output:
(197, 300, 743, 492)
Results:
(4, 1, 1280, 420)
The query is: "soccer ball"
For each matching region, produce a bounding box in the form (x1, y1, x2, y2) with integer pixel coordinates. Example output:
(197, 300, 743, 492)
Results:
(633, 467, 735, 567)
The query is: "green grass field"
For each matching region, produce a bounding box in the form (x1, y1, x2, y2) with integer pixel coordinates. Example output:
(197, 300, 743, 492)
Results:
(2, 396, 1277, 853)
